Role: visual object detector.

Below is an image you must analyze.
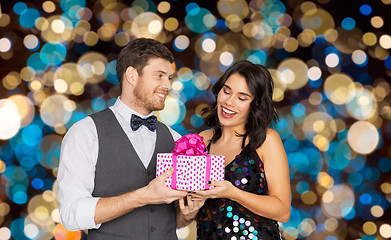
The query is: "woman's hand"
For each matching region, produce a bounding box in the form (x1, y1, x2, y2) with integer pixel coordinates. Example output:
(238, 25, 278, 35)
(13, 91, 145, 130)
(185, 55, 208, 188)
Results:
(190, 180, 237, 200)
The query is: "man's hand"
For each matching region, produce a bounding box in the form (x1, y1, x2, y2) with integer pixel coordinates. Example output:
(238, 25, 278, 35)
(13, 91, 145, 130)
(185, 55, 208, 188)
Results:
(144, 167, 188, 204)
(176, 194, 205, 228)
(179, 195, 205, 218)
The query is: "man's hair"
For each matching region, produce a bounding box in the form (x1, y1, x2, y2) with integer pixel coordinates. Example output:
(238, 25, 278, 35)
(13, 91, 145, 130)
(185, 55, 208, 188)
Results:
(116, 38, 174, 89)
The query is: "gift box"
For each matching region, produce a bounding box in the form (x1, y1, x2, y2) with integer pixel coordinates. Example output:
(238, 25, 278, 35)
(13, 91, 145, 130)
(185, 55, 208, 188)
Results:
(156, 134, 225, 191)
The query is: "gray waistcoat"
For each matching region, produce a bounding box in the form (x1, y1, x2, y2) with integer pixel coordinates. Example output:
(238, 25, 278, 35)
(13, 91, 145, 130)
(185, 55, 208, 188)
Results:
(88, 109, 177, 240)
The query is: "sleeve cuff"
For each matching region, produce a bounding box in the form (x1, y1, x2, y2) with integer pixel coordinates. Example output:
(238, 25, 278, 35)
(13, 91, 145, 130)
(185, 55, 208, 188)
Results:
(75, 197, 102, 230)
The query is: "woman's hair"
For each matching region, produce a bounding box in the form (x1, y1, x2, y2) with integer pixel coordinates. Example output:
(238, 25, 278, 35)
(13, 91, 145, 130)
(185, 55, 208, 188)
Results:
(202, 60, 278, 152)
(116, 38, 174, 90)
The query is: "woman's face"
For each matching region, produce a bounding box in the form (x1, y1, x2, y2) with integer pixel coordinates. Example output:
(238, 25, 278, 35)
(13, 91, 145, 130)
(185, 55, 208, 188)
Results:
(217, 73, 254, 129)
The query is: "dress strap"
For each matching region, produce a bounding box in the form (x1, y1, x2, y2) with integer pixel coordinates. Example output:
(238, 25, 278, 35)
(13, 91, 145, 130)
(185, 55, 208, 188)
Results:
(206, 142, 211, 152)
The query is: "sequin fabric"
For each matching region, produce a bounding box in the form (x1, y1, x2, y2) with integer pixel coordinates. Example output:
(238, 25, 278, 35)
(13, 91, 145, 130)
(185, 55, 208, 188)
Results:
(196, 145, 284, 240)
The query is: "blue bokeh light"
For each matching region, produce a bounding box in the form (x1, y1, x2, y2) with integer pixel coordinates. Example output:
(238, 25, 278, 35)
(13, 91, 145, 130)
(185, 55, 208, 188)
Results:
(40, 43, 67, 66)
(92, 97, 106, 111)
(13, 2, 27, 15)
(21, 124, 43, 147)
(341, 17, 356, 31)
(360, 4, 372, 16)
(19, 8, 40, 28)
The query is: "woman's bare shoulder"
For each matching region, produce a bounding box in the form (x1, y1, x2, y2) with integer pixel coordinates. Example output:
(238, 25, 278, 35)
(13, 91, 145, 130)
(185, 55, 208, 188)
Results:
(199, 129, 214, 142)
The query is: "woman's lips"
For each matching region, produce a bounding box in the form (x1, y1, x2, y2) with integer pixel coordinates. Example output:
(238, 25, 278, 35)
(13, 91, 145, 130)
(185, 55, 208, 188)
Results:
(221, 106, 237, 119)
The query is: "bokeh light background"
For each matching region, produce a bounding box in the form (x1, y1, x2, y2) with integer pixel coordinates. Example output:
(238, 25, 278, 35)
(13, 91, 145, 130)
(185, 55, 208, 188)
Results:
(0, 0, 391, 239)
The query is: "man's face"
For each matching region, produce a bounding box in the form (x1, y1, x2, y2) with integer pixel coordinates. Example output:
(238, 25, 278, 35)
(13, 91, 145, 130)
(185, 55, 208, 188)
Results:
(133, 57, 174, 113)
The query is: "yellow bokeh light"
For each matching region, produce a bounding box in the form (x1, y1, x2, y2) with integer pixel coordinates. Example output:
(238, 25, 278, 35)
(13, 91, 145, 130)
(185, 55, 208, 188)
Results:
(157, 1, 170, 14)
(40, 95, 73, 127)
(217, 0, 249, 20)
(55, 63, 87, 95)
(2, 72, 22, 90)
(34, 206, 49, 220)
(301, 191, 317, 205)
(298, 29, 316, 47)
(0, 99, 21, 140)
(8, 95, 35, 127)
(43, 1, 56, 13)
(324, 73, 354, 105)
(322, 184, 355, 218)
(84, 31, 99, 46)
(370, 16, 384, 28)
(51, 19, 65, 34)
(322, 191, 334, 203)
(300, 8, 335, 35)
(370, 205, 384, 218)
(317, 172, 334, 189)
(0, 37, 12, 52)
(324, 218, 338, 232)
(298, 218, 316, 237)
(300, 1, 317, 14)
(35, 17, 49, 31)
(172, 81, 183, 91)
(313, 134, 330, 152)
(0, 13, 11, 27)
(363, 32, 377, 46)
(380, 182, 391, 194)
(379, 34, 391, 49)
(98, 23, 116, 41)
(324, 28, 338, 42)
(277, 58, 308, 90)
(30, 80, 43, 91)
(202, 38, 216, 53)
(325, 53, 339, 67)
(0, 202, 10, 216)
(51, 209, 60, 223)
(20, 67, 36, 82)
(148, 20, 163, 34)
(363, 221, 377, 235)
(283, 37, 299, 52)
(226, 14, 243, 33)
(308, 92, 322, 105)
(379, 224, 391, 239)
(165, 17, 179, 31)
(242, 22, 258, 38)
(131, 12, 163, 38)
(54, 79, 68, 93)
(348, 121, 379, 154)
(114, 31, 130, 47)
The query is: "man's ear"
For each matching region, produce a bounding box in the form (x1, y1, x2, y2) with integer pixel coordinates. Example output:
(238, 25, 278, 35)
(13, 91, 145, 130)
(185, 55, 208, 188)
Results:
(124, 66, 138, 87)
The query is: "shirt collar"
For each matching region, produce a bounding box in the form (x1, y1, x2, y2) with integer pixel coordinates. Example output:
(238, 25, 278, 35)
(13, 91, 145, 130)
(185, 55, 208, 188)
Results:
(113, 97, 154, 123)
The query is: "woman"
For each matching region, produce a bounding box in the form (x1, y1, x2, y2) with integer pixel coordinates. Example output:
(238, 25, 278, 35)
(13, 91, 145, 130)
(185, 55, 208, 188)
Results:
(177, 61, 291, 239)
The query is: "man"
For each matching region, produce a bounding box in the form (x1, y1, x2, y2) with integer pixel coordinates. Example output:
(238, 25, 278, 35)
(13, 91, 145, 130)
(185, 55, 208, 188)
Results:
(57, 38, 188, 239)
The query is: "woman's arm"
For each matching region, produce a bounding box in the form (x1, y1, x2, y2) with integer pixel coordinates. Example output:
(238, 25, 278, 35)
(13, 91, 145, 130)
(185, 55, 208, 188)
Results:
(191, 129, 291, 222)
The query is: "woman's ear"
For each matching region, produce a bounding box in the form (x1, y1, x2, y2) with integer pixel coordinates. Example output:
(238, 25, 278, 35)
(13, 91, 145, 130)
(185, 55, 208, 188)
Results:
(124, 66, 138, 87)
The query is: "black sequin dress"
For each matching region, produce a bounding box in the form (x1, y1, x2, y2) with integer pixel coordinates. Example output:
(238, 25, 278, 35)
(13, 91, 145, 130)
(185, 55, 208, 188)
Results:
(196, 144, 284, 240)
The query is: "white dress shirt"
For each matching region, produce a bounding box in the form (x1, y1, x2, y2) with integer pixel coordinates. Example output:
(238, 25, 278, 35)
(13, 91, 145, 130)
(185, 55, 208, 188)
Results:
(57, 98, 181, 231)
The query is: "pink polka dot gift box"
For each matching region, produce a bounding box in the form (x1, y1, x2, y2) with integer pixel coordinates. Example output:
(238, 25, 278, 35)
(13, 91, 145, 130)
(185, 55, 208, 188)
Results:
(156, 133, 225, 191)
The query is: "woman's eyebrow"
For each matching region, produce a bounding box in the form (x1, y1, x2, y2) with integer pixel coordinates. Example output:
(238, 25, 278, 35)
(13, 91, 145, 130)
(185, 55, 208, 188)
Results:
(224, 84, 252, 97)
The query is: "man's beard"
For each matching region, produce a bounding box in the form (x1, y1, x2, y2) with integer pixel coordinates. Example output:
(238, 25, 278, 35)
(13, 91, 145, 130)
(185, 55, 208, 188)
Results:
(133, 82, 165, 112)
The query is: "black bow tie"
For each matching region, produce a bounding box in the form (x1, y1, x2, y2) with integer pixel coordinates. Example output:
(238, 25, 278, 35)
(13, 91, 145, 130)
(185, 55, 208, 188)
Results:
(130, 114, 157, 132)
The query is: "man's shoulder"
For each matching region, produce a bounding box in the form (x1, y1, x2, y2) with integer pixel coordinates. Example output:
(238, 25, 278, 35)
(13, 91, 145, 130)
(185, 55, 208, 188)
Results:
(157, 121, 181, 141)
(64, 115, 96, 139)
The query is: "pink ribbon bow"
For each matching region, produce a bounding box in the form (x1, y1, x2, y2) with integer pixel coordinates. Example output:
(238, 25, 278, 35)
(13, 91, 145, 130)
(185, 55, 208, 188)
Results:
(171, 133, 208, 156)
(170, 133, 212, 190)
